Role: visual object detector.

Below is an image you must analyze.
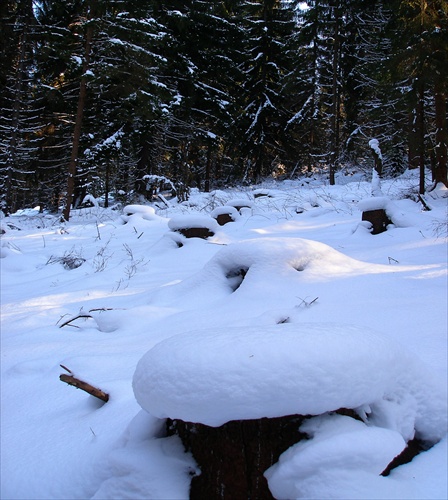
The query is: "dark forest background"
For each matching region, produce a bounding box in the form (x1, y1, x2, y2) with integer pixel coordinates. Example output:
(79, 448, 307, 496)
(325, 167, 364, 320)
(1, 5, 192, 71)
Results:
(1, 0, 447, 218)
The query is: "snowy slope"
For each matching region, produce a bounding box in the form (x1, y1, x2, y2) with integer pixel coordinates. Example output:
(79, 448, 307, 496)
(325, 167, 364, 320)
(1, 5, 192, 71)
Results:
(1, 171, 447, 499)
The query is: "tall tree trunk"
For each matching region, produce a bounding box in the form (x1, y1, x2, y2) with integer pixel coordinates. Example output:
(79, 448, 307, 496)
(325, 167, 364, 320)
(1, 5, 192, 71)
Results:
(104, 157, 110, 208)
(62, 1, 96, 222)
(329, 1, 341, 186)
(416, 80, 425, 194)
(433, 81, 447, 187)
(408, 110, 419, 170)
(134, 136, 151, 199)
(204, 138, 212, 193)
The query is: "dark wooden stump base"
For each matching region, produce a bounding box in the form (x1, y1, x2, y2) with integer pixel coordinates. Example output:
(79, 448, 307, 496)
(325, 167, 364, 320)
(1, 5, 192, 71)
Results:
(215, 213, 235, 226)
(167, 408, 426, 499)
(362, 209, 392, 234)
(176, 227, 215, 239)
(167, 414, 309, 500)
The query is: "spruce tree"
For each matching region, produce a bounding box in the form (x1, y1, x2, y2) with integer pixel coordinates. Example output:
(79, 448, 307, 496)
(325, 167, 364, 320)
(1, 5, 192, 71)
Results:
(0, 0, 42, 214)
(234, 0, 299, 181)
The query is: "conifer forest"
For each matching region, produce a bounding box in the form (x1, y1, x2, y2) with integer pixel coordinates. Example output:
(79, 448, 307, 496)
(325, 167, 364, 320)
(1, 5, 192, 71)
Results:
(1, 1, 447, 218)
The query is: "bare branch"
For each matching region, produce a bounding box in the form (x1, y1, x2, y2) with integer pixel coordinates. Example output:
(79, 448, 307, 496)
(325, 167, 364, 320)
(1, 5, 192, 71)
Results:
(59, 369, 109, 402)
(59, 313, 92, 328)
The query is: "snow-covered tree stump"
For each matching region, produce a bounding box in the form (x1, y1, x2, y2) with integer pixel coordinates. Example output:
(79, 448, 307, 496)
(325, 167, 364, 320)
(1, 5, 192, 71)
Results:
(133, 323, 442, 500)
(226, 198, 254, 212)
(253, 189, 273, 198)
(362, 209, 391, 235)
(167, 414, 308, 500)
(168, 215, 218, 239)
(358, 197, 393, 235)
(178, 227, 215, 239)
(211, 206, 240, 226)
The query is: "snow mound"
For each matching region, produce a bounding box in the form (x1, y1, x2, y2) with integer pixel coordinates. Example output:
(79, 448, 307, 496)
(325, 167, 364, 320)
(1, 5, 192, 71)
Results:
(357, 197, 420, 228)
(253, 188, 275, 198)
(168, 215, 218, 232)
(265, 413, 406, 500)
(10, 206, 41, 217)
(226, 198, 254, 209)
(204, 237, 362, 278)
(91, 411, 195, 500)
(358, 197, 391, 212)
(121, 204, 161, 223)
(133, 323, 446, 432)
(210, 205, 240, 220)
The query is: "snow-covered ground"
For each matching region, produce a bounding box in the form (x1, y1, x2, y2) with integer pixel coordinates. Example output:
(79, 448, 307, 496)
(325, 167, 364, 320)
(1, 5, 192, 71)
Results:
(1, 171, 447, 499)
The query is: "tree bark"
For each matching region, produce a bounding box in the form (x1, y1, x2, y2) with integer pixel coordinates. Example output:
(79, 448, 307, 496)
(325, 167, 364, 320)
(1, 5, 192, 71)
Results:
(329, 1, 341, 186)
(59, 366, 109, 402)
(432, 81, 447, 187)
(168, 409, 364, 499)
(62, 1, 96, 222)
(204, 138, 212, 193)
(416, 80, 425, 194)
(134, 134, 151, 199)
(167, 414, 309, 500)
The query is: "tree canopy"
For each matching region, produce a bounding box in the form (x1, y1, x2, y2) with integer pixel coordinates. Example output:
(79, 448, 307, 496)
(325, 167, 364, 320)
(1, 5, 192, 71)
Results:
(1, 0, 446, 214)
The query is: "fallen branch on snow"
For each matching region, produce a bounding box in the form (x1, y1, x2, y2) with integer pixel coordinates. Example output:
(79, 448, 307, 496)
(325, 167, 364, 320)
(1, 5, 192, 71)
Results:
(59, 313, 92, 328)
(59, 365, 109, 402)
(58, 308, 115, 328)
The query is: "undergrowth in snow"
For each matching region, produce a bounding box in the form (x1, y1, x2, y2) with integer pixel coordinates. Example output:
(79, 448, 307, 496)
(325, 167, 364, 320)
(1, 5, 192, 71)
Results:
(1, 171, 447, 499)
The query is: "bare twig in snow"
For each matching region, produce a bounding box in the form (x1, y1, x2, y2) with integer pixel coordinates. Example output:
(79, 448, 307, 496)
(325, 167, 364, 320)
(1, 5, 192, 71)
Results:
(296, 296, 319, 308)
(59, 313, 93, 328)
(59, 365, 109, 402)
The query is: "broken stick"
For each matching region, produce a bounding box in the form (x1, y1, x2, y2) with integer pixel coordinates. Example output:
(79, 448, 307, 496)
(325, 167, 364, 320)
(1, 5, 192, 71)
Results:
(59, 365, 109, 402)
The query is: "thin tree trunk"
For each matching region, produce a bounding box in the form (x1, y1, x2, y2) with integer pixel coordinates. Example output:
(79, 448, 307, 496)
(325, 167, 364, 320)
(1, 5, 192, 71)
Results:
(134, 132, 152, 198)
(62, 2, 96, 222)
(433, 81, 447, 187)
(104, 157, 110, 207)
(408, 110, 419, 170)
(329, 2, 340, 186)
(204, 138, 212, 193)
(416, 80, 425, 194)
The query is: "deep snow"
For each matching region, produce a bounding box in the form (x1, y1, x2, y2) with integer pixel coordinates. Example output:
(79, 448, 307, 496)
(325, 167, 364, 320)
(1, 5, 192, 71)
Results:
(1, 171, 447, 499)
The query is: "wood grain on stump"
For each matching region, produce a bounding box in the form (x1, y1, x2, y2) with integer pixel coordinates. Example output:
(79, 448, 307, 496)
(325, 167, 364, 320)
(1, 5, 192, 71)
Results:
(167, 414, 308, 500)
